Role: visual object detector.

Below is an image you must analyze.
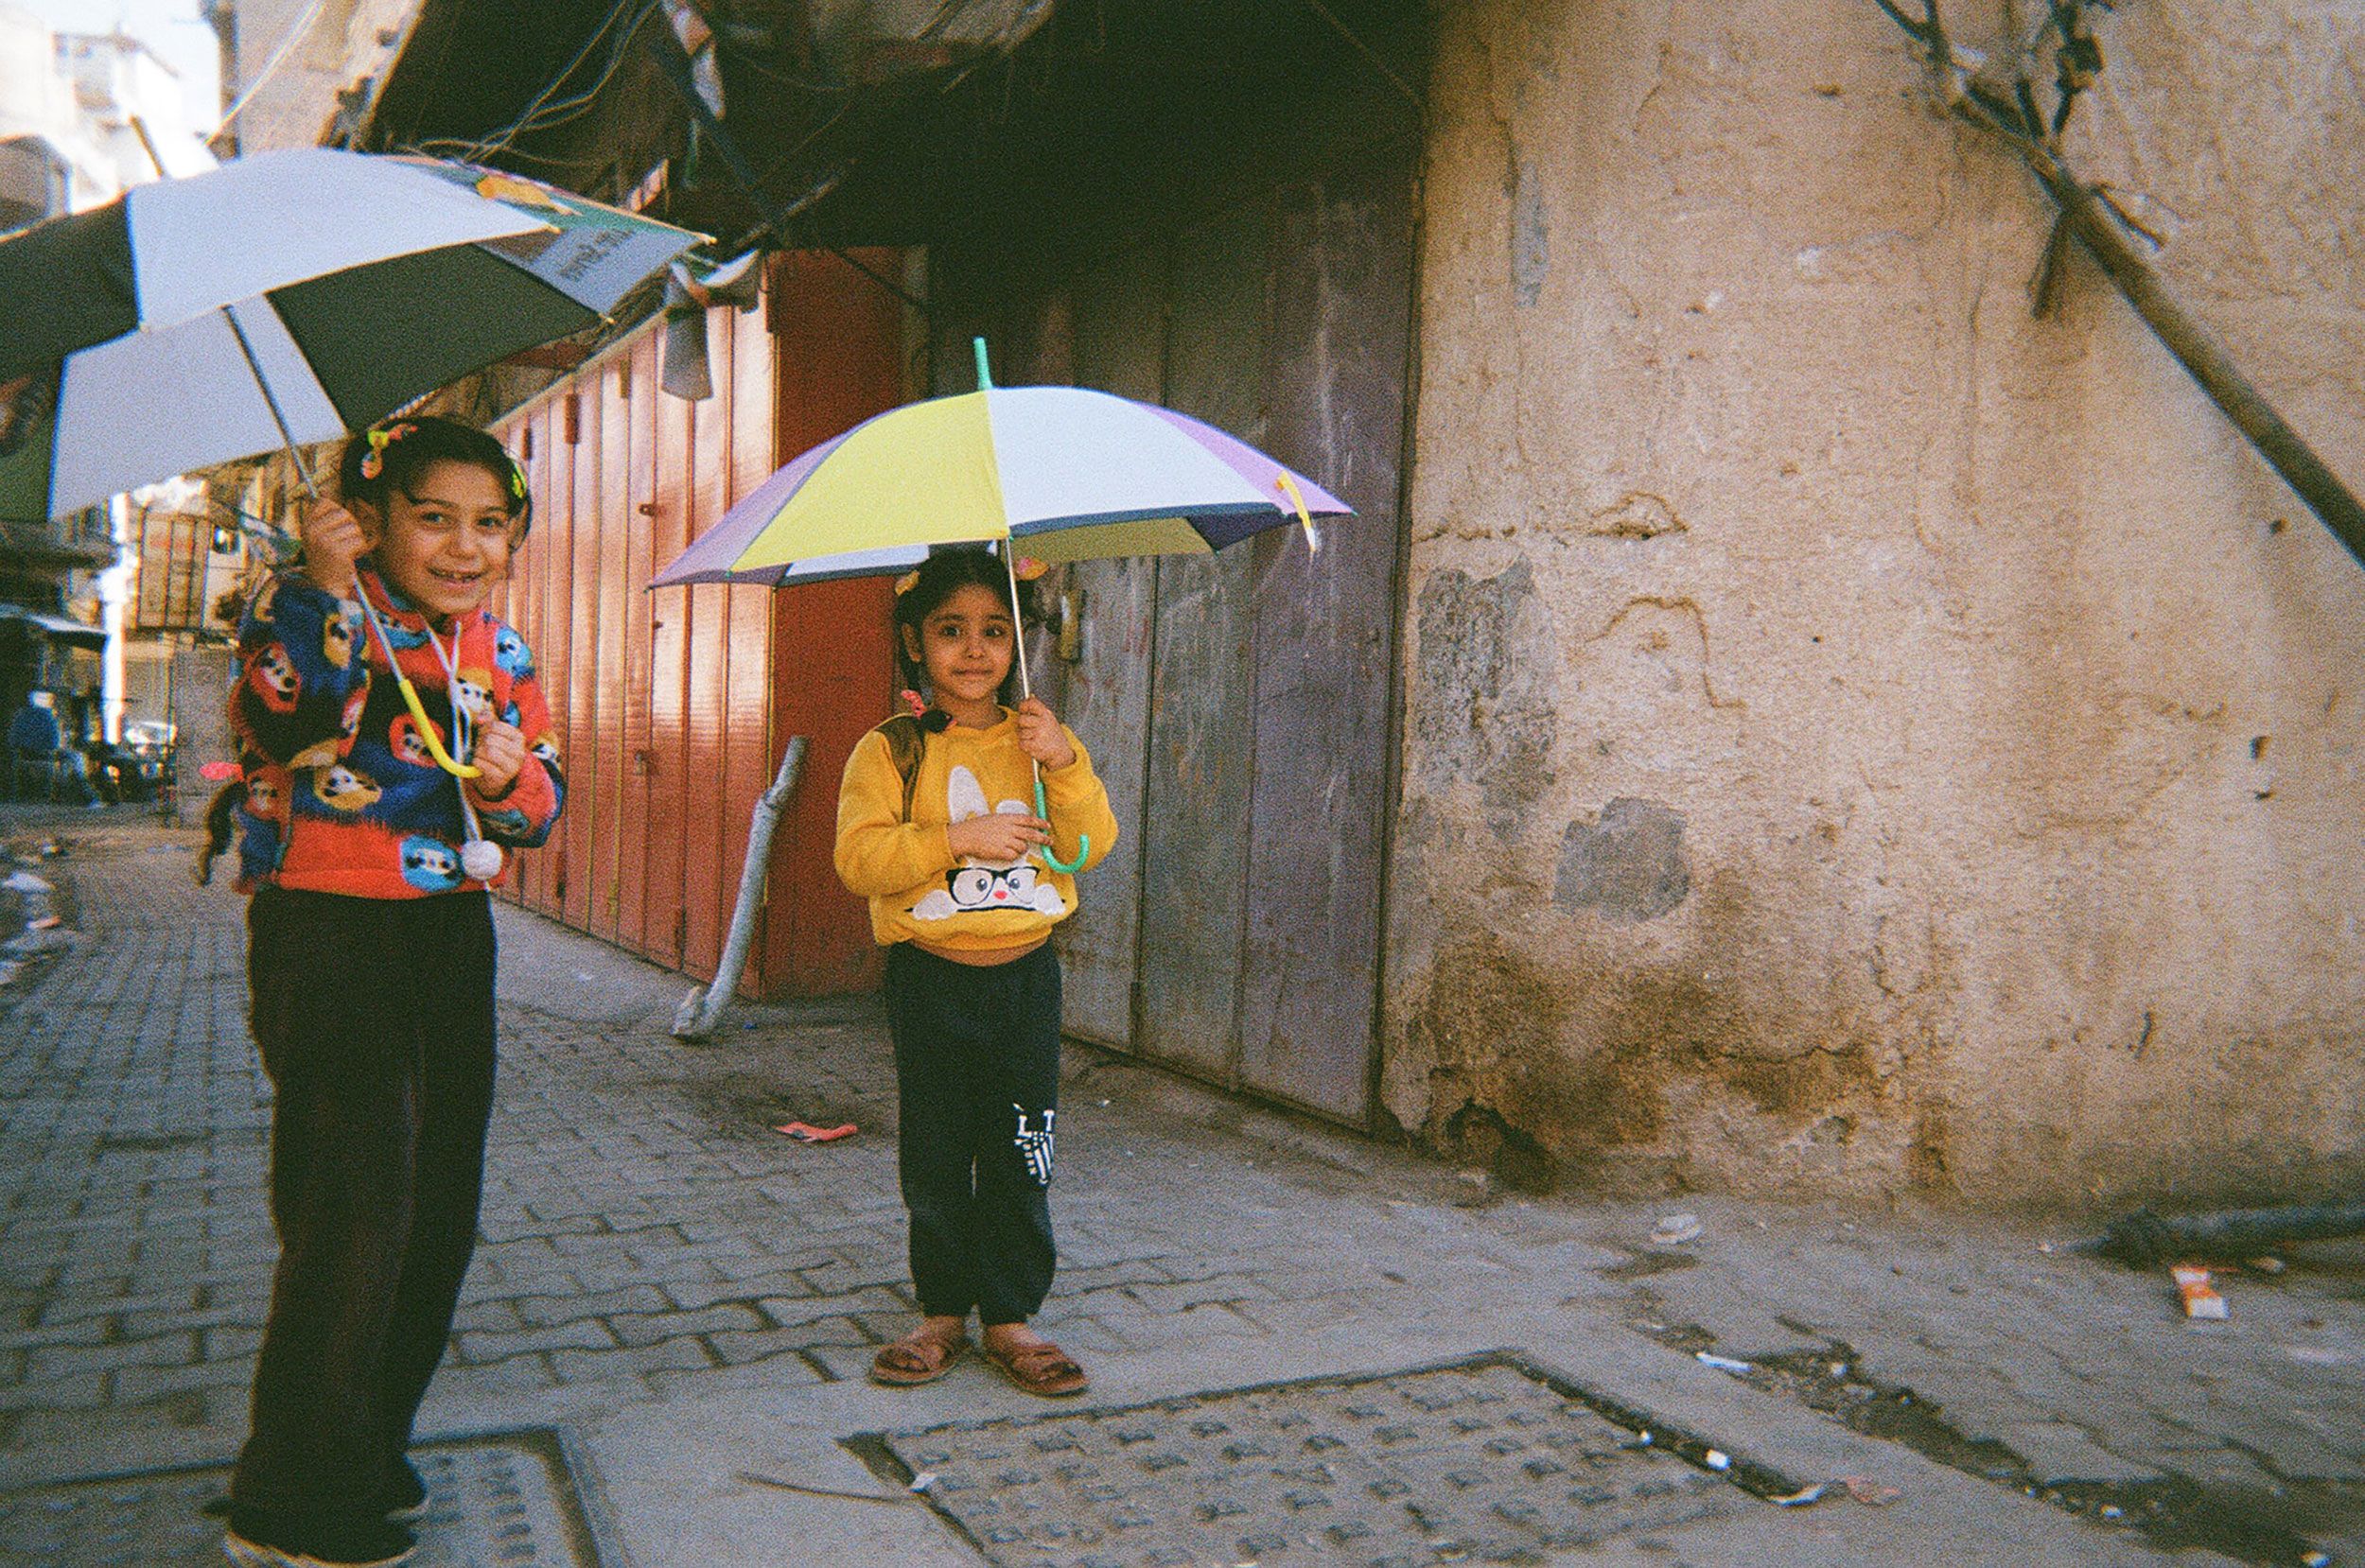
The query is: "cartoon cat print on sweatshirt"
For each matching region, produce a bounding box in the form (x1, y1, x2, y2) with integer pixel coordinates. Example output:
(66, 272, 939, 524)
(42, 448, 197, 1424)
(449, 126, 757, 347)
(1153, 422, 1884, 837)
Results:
(910, 764, 1066, 922)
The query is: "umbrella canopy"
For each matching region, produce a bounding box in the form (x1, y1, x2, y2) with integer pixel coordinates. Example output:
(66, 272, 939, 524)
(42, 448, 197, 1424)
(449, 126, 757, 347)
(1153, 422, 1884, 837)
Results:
(652, 341, 1354, 875)
(0, 148, 571, 382)
(0, 159, 704, 521)
(652, 381, 1352, 588)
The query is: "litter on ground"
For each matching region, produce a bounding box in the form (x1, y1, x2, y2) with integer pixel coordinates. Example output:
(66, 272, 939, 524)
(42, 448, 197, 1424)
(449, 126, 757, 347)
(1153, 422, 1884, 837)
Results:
(1651, 1213, 1704, 1246)
(775, 1121, 857, 1143)
(2174, 1264, 2229, 1320)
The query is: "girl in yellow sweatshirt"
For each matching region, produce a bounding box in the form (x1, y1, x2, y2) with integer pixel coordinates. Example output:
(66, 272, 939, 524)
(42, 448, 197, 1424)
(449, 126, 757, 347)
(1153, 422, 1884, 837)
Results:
(834, 548, 1117, 1397)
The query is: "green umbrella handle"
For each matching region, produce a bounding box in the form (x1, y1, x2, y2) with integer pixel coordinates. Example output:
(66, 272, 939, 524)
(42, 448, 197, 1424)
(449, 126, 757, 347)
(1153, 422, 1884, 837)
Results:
(1034, 776, 1088, 874)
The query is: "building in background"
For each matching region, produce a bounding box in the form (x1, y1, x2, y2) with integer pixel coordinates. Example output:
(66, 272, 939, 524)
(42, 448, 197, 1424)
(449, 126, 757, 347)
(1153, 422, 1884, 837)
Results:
(114, 476, 245, 791)
(0, 8, 222, 757)
(161, 0, 2365, 1211)
(204, 0, 421, 155)
(0, 2, 111, 227)
(0, 5, 223, 751)
(57, 25, 215, 182)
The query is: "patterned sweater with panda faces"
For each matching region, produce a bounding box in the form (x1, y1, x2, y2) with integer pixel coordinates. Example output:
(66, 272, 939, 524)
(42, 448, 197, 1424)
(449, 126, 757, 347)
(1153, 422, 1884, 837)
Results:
(227, 566, 565, 899)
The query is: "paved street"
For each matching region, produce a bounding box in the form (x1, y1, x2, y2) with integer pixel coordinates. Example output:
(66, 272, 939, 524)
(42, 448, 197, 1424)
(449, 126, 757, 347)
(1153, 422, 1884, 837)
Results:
(1, 811, 2360, 1566)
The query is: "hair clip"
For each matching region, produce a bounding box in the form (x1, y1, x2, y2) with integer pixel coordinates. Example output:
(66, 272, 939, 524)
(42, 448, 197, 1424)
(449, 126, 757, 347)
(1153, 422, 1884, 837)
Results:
(899, 688, 928, 718)
(508, 465, 527, 500)
(893, 570, 920, 597)
(1012, 556, 1048, 582)
(358, 422, 418, 481)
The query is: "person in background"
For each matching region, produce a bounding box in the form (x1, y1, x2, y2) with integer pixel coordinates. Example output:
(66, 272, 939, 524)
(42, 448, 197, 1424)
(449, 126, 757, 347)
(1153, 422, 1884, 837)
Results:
(7, 690, 62, 800)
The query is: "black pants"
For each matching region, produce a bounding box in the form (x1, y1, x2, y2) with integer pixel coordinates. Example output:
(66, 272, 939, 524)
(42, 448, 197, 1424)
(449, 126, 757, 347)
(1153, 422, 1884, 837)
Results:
(232, 887, 498, 1522)
(885, 943, 1062, 1325)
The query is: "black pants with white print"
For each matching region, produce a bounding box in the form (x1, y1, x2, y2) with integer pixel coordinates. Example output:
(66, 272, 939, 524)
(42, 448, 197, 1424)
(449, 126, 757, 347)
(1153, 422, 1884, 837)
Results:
(885, 941, 1061, 1325)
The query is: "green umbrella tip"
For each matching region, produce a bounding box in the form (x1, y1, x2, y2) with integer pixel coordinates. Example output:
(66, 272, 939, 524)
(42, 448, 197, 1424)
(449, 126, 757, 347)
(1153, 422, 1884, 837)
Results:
(972, 336, 992, 392)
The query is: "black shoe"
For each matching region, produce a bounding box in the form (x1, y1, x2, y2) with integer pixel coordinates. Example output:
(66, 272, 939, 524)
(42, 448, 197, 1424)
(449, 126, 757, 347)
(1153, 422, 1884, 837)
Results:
(223, 1507, 416, 1567)
(382, 1456, 428, 1522)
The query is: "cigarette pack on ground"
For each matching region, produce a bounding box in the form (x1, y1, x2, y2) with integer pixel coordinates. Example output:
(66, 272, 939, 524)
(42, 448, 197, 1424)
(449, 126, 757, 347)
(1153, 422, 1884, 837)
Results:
(2172, 1264, 2228, 1319)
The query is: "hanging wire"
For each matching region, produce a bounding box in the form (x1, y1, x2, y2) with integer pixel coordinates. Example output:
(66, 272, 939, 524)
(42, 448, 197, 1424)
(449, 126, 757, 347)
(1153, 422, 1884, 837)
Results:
(215, 0, 332, 135)
(1297, 0, 1423, 119)
(477, 2, 663, 152)
(728, 0, 1008, 213)
(411, 0, 660, 164)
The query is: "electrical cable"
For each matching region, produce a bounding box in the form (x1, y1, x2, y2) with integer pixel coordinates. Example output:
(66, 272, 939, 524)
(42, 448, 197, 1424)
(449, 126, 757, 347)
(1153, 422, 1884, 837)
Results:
(1296, 0, 1423, 118)
(477, 0, 654, 153)
(478, 2, 663, 151)
(215, 0, 332, 135)
(411, 0, 657, 164)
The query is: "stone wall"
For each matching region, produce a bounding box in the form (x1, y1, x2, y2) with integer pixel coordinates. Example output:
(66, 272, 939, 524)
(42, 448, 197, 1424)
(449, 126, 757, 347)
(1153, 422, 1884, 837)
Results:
(1383, 0, 2365, 1207)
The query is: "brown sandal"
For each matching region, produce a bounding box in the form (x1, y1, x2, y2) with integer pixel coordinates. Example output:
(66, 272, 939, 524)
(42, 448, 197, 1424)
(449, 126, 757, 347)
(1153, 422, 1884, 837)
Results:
(982, 1334, 1089, 1398)
(869, 1325, 969, 1386)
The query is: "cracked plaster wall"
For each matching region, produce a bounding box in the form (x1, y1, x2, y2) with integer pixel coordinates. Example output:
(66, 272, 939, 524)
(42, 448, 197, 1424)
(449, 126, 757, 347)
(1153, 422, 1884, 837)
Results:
(1385, 0, 2365, 1207)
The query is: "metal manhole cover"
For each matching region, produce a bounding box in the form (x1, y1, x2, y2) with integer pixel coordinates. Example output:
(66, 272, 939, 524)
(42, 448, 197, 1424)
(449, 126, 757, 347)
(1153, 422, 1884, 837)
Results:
(0, 1429, 606, 1568)
(870, 1352, 1766, 1568)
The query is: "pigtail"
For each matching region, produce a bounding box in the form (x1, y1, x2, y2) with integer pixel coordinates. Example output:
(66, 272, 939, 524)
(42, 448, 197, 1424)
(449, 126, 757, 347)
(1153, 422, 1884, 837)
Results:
(193, 776, 247, 886)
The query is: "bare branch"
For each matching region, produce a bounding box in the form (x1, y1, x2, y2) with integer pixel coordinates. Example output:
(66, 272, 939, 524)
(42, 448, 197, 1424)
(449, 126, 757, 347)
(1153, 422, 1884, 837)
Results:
(1921, 1, 1953, 66)
(2014, 79, 2044, 138)
(2051, 25, 2103, 135)
(2029, 210, 2076, 317)
(1871, 0, 1937, 46)
(2094, 185, 2165, 249)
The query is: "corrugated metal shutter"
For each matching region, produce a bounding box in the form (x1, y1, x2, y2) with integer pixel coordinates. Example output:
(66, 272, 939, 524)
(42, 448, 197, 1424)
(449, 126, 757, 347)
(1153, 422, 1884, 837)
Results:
(494, 250, 907, 995)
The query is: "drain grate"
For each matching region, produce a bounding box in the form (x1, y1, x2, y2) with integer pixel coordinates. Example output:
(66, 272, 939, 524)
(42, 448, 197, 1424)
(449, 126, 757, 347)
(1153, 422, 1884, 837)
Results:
(867, 1352, 1769, 1568)
(0, 1429, 606, 1568)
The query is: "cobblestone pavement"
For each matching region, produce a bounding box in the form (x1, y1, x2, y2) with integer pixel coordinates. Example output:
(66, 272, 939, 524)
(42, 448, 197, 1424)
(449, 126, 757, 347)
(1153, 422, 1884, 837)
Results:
(2, 812, 2361, 1566)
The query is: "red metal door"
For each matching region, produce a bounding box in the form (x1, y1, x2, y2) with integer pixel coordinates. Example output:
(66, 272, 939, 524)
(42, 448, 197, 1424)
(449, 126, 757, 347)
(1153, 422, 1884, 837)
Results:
(755, 249, 906, 997)
(681, 327, 734, 980)
(543, 400, 579, 921)
(493, 250, 905, 997)
(616, 336, 658, 953)
(590, 366, 632, 944)
(643, 364, 693, 968)
(561, 392, 599, 934)
(720, 302, 781, 994)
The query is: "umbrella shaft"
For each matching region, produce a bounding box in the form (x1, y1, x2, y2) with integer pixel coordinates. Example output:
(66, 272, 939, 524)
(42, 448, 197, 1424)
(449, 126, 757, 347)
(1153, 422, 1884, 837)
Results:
(222, 305, 321, 501)
(1001, 542, 1035, 707)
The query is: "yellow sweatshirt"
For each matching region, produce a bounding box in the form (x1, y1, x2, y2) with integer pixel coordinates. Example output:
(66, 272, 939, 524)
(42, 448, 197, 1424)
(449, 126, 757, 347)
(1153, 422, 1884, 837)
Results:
(834, 710, 1119, 951)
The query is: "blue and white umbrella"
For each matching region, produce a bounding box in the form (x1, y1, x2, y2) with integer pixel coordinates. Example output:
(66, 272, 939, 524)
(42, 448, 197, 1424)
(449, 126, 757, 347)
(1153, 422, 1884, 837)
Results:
(0, 151, 703, 520)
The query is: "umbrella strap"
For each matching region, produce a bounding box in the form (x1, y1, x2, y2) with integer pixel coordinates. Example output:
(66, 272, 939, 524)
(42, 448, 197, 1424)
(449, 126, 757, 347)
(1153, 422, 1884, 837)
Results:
(355, 601, 484, 779)
(1276, 473, 1322, 555)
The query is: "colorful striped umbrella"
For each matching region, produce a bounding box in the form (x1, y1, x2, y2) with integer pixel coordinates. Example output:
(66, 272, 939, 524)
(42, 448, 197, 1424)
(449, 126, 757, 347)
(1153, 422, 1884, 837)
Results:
(653, 341, 1352, 588)
(654, 340, 1353, 873)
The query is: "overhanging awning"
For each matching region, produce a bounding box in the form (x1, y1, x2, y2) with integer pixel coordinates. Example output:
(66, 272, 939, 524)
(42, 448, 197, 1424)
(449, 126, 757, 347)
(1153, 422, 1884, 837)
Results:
(0, 604, 105, 647)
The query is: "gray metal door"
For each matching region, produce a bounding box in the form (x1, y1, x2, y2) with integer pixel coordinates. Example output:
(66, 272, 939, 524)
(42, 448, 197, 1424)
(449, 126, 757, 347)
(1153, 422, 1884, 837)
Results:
(1235, 157, 1413, 1120)
(1054, 147, 1415, 1125)
(1052, 250, 1165, 1050)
